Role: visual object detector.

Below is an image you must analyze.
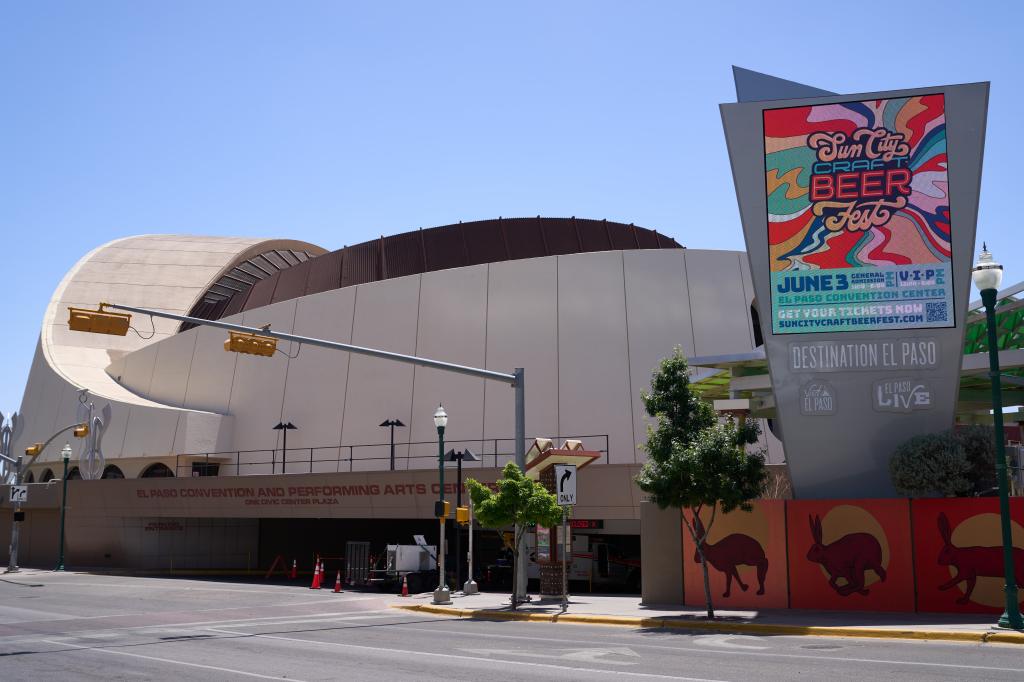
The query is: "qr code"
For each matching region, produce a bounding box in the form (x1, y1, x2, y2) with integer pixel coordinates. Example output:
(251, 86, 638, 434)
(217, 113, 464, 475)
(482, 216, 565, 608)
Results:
(926, 302, 948, 323)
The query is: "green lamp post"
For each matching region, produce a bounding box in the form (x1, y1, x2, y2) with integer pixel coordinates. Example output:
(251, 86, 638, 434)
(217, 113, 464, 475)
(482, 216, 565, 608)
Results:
(56, 442, 72, 572)
(972, 243, 1023, 631)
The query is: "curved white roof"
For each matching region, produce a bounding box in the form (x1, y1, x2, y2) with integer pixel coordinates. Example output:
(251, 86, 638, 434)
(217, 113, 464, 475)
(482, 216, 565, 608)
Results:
(18, 235, 325, 464)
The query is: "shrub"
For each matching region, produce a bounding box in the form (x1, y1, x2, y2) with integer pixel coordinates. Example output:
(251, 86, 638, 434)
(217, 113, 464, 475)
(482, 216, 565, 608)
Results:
(889, 432, 972, 498)
(954, 425, 997, 495)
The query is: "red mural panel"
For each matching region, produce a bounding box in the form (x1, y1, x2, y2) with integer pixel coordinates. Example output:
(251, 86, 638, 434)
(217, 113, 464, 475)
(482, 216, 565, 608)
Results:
(913, 497, 1024, 614)
(682, 501, 789, 609)
(786, 499, 914, 611)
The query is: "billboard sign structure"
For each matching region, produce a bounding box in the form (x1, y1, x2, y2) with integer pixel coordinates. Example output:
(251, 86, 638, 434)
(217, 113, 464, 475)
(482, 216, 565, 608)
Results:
(721, 69, 988, 498)
(765, 96, 954, 335)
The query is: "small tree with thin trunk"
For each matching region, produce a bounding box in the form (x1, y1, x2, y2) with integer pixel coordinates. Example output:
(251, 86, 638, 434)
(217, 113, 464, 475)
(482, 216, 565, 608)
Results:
(467, 462, 563, 609)
(635, 347, 767, 619)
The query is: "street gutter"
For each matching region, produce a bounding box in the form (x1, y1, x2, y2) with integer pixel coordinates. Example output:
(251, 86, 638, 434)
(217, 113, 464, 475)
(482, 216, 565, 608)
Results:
(392, 603, 1024, 645)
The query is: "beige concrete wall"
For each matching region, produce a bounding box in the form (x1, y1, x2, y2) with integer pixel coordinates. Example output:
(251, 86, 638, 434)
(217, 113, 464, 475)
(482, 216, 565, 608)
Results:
(109, 248, 758, 473)
(21, 245, 771, 486)
(640, 501, 684, 605)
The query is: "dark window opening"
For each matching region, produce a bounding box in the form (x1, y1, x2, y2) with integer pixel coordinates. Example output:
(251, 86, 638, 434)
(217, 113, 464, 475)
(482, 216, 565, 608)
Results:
(750, 301, 764, 347)
(102, 465, 125, 479)
(141, 463, 175, 478)
(191, 462, 220, 477)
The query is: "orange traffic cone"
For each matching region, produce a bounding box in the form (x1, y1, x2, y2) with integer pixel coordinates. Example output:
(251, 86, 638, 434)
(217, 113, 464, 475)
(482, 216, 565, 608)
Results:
(333, 570, 342, 593)
(289, 559, 297, 580)
(401, 575, 409, 597)
(310, 559, 322, 589)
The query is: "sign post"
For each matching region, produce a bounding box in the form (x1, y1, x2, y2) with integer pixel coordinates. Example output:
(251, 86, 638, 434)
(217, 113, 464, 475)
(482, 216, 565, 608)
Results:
(720, 71, 989, 498)
(554, 463, 576, 506)
(9, 486, 27, 504)
(554, 463, 577, 609)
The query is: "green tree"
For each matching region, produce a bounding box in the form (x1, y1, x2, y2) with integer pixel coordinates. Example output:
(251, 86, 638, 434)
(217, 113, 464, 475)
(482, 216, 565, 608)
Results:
(466, 462, 563, 609)
(634, 347, 767, 619)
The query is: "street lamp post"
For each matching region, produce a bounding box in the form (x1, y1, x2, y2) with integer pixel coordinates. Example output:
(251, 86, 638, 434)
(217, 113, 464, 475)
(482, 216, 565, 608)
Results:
(465, 495, 478, 595)
(56, 442, 72, 571)
(379, 418, 406, 471)
(445, 448, 479, 591)
(272, 422, 297, 474)
(972, 243, 1023, 631)
(432, 405, 451, 605)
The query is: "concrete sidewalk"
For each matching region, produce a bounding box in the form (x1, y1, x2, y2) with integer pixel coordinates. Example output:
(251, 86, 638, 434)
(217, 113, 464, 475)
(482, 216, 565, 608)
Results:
(391, 590, 1024, 644)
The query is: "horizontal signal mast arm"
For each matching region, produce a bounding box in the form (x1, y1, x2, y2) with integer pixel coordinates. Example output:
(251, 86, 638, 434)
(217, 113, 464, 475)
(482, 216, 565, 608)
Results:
(99, 302, 519, 386)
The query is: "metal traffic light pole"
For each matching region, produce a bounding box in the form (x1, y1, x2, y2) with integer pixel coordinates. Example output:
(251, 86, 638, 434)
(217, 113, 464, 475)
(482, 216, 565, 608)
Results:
(92, 302, 531, 604)
(6, 420, 90, 573)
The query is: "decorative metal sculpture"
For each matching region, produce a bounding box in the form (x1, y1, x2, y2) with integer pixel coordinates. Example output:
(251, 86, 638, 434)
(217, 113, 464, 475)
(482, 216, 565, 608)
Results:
(0, 411, 24, 485)
(76, 391, 110, 480)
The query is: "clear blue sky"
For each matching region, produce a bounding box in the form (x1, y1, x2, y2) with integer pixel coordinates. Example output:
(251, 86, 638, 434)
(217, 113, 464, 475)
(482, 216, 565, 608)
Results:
(2, 1, 1020, 414)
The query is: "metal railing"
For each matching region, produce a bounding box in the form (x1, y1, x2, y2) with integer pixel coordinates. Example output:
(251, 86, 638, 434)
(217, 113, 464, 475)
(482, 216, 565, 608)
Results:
(174, 434, 610, 478)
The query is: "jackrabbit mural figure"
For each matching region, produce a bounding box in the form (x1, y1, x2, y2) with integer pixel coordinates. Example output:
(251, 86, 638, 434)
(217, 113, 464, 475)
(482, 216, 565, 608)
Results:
(693, 516, 769, 597)
(806, 514, 887, 596)
(937, 512, 1024, 605)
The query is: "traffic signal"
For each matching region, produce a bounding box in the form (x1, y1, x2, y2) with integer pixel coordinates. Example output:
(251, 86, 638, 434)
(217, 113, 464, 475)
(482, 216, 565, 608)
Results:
(224, 331, 277, 357)
(456, 506, 469, 525)
(25, 443, 43, 457)
(434, 500, 450, 518)
(73, 423, 89, 438)
(67, 304, 131, 336)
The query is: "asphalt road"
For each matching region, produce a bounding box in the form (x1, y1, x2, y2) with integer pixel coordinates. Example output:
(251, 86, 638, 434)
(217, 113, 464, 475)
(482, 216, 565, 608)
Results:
(1, 572, 1023, 681)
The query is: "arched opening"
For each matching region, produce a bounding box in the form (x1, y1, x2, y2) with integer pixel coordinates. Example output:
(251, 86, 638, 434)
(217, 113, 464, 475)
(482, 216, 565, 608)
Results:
(24, 470, 35, 483)
(41, 469, 55, 482)
(67, 467, 82, 480)
(140, 463, 175, 478)
(101, 465, 125, 480)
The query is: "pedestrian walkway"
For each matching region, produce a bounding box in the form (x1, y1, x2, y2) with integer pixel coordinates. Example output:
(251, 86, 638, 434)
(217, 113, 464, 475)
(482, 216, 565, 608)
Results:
(391, 590, 1024, 645)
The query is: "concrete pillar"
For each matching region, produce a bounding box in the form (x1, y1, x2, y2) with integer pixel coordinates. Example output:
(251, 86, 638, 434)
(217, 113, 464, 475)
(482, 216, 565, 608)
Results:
(640, 501, 684, 605)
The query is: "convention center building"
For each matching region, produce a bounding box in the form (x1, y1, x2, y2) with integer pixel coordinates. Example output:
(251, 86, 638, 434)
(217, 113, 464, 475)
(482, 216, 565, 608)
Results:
(2, 218, 780, 581)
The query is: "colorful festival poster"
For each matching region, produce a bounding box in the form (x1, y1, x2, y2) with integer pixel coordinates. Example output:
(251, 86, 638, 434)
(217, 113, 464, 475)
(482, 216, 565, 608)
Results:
(764, 95, 953, 334)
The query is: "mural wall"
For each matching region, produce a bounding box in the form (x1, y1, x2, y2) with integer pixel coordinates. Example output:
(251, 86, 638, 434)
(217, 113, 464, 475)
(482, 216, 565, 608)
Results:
(681, 501, 788, 610)
(677, 497, 1024, 614)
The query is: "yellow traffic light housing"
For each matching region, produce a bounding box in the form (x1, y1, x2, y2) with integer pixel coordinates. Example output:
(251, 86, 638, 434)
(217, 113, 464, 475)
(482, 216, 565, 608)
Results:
(434, 500, 450, 519)
(456, 506, 470, 525)
(67, 303, 131, 336)
(73, 423, 89, 438)
(25, 443, 43, 457)
(224, 331, 277, 357)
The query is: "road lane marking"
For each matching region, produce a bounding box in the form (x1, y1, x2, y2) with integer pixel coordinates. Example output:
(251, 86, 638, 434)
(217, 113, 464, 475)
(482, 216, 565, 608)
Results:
(216, 613, 402, 628)
(1, 609, 397, 644)
(206, 627, 727, 681)
(460, 646, 640, 665)
(40, 639, 307, 680)
(386, 623, 1024, 673)
(693, 635, 768, 650)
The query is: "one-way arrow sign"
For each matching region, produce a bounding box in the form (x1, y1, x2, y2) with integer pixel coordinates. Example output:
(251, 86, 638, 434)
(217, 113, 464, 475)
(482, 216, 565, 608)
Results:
(554, 464, 576, 506)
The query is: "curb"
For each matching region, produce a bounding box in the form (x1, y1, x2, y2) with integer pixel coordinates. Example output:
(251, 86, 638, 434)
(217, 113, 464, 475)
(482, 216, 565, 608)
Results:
(392, 604, 1024, 645)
